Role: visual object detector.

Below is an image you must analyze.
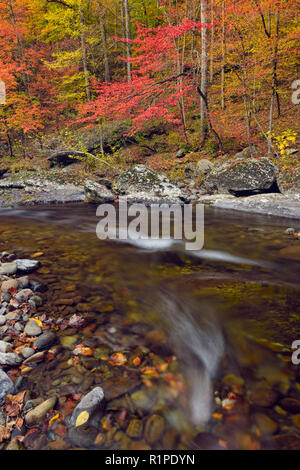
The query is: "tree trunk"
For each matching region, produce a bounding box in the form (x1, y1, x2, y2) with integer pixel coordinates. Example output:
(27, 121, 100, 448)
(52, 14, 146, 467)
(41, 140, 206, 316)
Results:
(100, 19, 111, 82)
(80, 8, 91, 102)
(221, 0, 226, 110)
(124, 0, 132, 82)
(268, 10, 280, 154)
(200, 0, 208, 137)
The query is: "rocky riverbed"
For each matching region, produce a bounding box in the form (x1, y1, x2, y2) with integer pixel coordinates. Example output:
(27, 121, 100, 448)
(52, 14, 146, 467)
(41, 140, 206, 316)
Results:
(1, 210, 300, 450)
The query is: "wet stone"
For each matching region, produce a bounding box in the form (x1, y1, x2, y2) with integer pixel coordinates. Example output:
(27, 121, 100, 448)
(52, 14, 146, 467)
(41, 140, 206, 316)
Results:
(15, 259, 40, 274)
(25, 397, 57, 426)
(1, 279, 18, 292)
(0, 352, 22, 366)
(279, 398, 300, 414)
(249, 388, 279, 407)
(70, 387, 105, 427)
(0, 369, 14, 404)
(126, 419, 143, 439)
(0, 340, 12, 353)
(254, 413, 278, 435)
(33, 330, 56, 351)
(15, 288, 34, 304)
(144, 414, 165, 444)
(21, 347, 35, 359)
(24, 320, 42, 336)
(0, 316, 6, 326)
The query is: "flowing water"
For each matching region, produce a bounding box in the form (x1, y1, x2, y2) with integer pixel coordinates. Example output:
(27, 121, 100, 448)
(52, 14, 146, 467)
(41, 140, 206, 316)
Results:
(1, 204, 300, 450)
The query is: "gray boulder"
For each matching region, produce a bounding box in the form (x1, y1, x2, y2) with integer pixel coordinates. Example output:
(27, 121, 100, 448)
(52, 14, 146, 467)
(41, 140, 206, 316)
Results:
(202, 157, 278, 196)
(84, 180, 115, 203)
(112, 165, 189, 204)
(277, 165, 300, 194)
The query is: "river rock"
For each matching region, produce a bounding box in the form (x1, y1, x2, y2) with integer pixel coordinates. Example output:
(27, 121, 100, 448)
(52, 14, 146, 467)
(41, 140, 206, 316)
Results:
(69, 387, 104, 427)
(112, 165, 189, 204)
(33, 330, 56, 350)
(15, 288, 34, 304)
(14, 259, 40, 274)
(249, 388, 279, 407)
(0, 369, 14, 404)
(254, 413, 278, 435)
(25, 396, 57, 425)
(144, 414, 165, 444)
(272, 434, 300, 450)
(0, 316, 6, 326)
(21, 347, 35, 359)
(84, 180, 115, 203)
(5, 312, 19, 321)
(277, 165, 300, 194)
(126, 419, 143, 439)
(279, 398, 300, 414)
(0, 340, 12, 353)
(1, 279, 18, 292)
(24, 320, 42, 336)
(202, 157, 278, 195)
(196, 159, 214, 176)
(17, 276, 29, 289)
(0, 262, 17, 275)
(0, 352, 22, 366)
(234, 145, 259, 160)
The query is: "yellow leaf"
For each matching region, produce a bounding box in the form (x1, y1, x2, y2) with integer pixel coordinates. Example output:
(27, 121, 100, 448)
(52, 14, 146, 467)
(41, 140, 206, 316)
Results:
(31, 252, 44, 258)
(75, 411, 89, 427)
(49, 412, 60, 426)
(29, 318, 43, 327)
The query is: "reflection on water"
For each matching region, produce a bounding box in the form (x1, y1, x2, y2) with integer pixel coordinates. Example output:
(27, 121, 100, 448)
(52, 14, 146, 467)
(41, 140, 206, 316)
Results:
(0, 204, 300, 450)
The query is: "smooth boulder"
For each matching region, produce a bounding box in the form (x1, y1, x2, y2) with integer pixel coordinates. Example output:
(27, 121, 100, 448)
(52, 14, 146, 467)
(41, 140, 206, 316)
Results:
(202, 157, 278, 195)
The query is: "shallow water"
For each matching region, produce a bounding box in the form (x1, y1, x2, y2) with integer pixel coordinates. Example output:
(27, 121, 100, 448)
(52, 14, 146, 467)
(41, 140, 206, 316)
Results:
(0, 204, 300, 450)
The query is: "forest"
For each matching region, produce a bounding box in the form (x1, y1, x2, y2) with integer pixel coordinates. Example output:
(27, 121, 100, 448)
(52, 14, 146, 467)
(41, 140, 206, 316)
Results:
(0, 0, 299, 170)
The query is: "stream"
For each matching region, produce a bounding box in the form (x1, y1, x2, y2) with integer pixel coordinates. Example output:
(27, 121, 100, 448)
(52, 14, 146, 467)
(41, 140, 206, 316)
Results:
(0, 204, 300, 450)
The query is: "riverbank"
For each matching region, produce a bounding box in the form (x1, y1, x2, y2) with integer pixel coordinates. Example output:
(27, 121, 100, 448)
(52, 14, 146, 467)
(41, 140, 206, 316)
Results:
(1, 165, 300, 221)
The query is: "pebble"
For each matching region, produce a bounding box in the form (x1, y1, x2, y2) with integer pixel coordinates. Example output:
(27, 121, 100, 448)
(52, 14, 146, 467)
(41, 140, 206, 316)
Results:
(5, 312, 20, 321)
(70, 387, 104, 427)
(25, 396, 57, 425)
(1, 279, 18, 292)
(23, 351, 45, 365)
(249, 388, 279, 407)
(33, 330, 56, 351)
(60, 335, 78, 349)
(15, 259, 40, 274)
(0, 352, 22, 366)
(254, 413, 278, 435)
(24, 320, 42, 336)
(17, 276, 29, 288)
(14, 322, 24, 332)
(21, 346, 35, 359)
(144, 414, 165, 444)
(0, 369, 14, 404)
(0, 341, 12, 353)
(0, 262, 17, 275)
(0, 316, 6, 326)
(15, 288, 34, 304)
(28, 295, 43, 308)
(279, 398, 300, 414)
(126, 419, 143, 439)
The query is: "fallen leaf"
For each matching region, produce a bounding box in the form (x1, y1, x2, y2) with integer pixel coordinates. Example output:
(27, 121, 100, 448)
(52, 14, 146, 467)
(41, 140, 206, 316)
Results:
(75, 411, 89, 427)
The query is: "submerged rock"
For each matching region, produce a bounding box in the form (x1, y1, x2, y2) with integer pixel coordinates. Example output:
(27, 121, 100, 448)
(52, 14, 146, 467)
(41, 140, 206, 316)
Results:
(25, 397, 57, 425)
(33, 330, 56, 351)
(70, 387, 104, 427)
